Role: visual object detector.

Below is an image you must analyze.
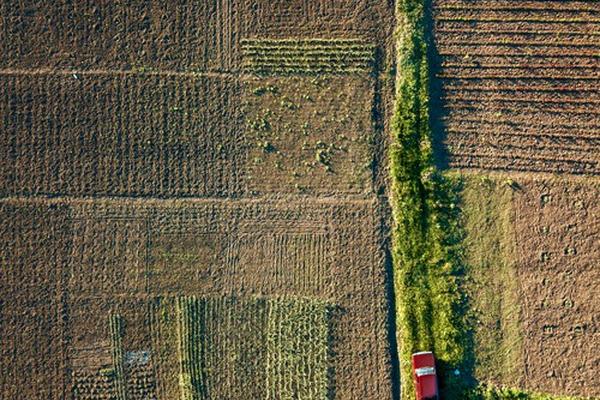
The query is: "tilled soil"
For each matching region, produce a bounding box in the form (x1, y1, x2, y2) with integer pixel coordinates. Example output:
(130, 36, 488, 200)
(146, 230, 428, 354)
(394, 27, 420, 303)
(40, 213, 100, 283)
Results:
(433, 0, 600, 175)
(0, 197, 395, 399)
(513, 177, 600, 397)
(0, 1, 397, 399)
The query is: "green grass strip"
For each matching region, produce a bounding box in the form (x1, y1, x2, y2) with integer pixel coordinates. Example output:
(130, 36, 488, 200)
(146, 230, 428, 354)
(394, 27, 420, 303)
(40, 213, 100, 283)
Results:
(176, 296, 207, 400)
(390, 0, 467, 398)
(109, 313, 128, 400)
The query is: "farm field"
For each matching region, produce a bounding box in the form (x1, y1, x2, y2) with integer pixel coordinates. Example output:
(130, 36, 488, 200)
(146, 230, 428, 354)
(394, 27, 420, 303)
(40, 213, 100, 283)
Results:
(1, 0, 599, 400)
(458, 173, 600, 398)
(390, 1, 599, 399)
(0, 0, 398, 399)
(433, 0, 600, 175)
(1, 197, 395, 399)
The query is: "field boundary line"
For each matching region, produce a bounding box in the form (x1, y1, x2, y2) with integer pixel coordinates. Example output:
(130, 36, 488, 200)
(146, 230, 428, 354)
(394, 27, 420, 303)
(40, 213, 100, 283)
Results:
(0, 194, 379, 207)
(0, 68, 249, 79)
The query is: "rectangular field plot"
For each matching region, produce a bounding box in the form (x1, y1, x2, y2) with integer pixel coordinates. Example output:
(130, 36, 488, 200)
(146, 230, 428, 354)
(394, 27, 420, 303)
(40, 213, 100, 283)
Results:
(230, 232, 330, 296)
(0, 197, 394, 400)
(152, 296, 330, 400)
(240, 0, 394, 47)
(0, 72, 243, 197)
(433, 0, 600, 174)
(70, 217, 147, 298)
(69, 299, 156, 400)
(243, 75, 375, 195)
(241, 38, 375, 75)
(0, 202, 70, 399)
(0, 1, 241, 71)
(513, 177, 600, 397)
(148, 232, 227, 294)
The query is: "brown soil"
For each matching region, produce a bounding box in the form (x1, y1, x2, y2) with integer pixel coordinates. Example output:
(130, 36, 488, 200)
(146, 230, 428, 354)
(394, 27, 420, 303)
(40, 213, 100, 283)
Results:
(0, 72, 244, 198)
(432, 0, 600, 175)
(0, 1, 395, 73)
(243, 75, 375, 195)
(0, 197, 395, 399)
(0, 0, 398, 396)
(458, 172, 600, 398)
(513, 176, 600, 397)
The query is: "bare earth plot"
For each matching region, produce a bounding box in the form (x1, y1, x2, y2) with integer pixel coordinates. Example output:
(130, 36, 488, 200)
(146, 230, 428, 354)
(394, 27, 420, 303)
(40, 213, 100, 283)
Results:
(433, 1, 600, 397)
(0, 1, 397, 399)
(434, 0, 600, 175)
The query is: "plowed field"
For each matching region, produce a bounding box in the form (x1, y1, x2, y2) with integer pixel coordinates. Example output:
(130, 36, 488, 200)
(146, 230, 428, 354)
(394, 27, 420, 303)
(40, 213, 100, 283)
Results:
(433, 0, 600, 175)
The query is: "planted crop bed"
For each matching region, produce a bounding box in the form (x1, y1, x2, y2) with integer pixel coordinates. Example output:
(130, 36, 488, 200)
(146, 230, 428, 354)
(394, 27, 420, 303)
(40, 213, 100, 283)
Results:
(433, 0, 600, 174)
(241, 38, 374, 75)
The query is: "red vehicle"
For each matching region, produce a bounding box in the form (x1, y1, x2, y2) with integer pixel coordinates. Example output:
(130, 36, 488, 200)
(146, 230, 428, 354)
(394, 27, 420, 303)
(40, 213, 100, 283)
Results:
(412, 351, 439, 400)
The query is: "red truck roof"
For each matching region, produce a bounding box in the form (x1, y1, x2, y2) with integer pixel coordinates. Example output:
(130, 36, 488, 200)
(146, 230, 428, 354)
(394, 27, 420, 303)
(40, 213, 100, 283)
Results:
(412, 351, 439, 400)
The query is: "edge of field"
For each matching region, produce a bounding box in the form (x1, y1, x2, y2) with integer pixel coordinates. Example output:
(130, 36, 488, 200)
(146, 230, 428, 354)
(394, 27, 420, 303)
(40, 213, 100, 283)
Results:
(389, 1, 596, 400)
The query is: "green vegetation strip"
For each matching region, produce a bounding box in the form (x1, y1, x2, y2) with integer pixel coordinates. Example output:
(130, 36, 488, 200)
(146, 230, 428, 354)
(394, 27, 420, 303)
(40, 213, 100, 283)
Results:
(109, 313, 128, 400)
(390, 1, 465, 399)
(390, 1, 593, 400)
(266, 298, 330, 400)
(241, 38, 374, 75)
(176, 296, 207, 400)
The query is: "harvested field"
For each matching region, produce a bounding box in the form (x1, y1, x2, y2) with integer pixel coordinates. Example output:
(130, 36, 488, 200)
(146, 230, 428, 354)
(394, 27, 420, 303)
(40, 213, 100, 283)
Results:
(433, 0, 600, 175)
(241, 0, 395, 49)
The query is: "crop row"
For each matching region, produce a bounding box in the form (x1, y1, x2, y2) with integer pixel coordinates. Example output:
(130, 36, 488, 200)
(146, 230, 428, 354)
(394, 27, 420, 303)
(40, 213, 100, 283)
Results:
(448, 153, 599, 174)
(436, 20, 600, 34)
(241, 38, 374, 75)
(434, 0, 600, 12)
(437, 45, 600, 57)
(176, 296, 206, 400)
(152, 296, 331, 399)
(109, 314, 127, 400)
(441, 55, 600, 69)
(446, 132, 600, 155)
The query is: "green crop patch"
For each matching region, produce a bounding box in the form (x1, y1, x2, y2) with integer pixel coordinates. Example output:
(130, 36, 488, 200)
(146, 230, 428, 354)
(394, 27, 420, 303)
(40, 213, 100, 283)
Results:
(152, 296, 332, 400)
(241, 38, 375, 75)
(266, 298, 330, 400)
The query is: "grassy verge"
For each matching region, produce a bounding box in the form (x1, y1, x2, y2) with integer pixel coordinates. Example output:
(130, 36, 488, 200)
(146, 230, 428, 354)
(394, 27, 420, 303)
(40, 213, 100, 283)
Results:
(460, 174, 523, 387)
(389, 2, 592, 400)
(390, 0, 467, 398)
